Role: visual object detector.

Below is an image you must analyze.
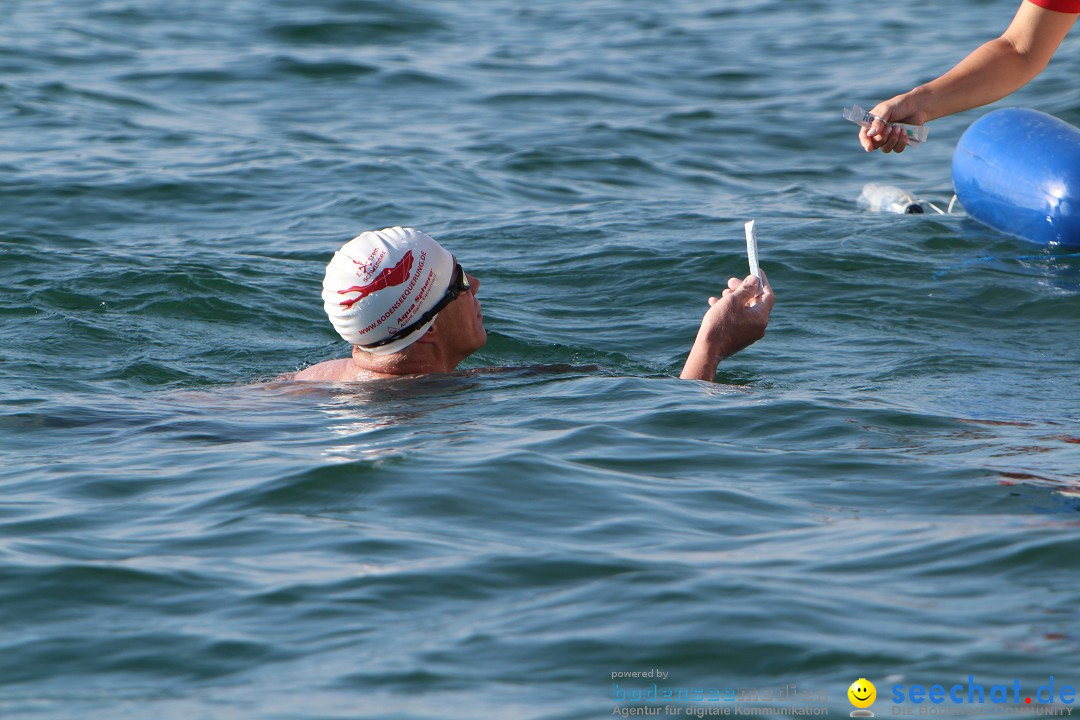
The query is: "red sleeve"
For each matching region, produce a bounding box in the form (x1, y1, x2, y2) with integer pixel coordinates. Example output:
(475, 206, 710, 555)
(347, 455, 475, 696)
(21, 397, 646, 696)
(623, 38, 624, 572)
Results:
(1026, 0, 1080, 13)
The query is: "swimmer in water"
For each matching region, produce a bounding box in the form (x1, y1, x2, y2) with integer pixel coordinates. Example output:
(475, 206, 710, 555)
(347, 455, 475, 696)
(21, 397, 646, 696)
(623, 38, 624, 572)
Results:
(287, 226, 773, 383)
(859, 0, 1079, 153)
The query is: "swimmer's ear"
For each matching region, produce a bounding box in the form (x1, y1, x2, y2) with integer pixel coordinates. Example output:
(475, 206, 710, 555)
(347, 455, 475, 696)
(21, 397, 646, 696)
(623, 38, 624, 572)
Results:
(413, 323, 440, 345)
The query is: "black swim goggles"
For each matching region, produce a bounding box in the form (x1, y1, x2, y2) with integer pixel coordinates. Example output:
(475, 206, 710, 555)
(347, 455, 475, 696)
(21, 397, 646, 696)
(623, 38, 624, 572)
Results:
(360, 263, 470, 350)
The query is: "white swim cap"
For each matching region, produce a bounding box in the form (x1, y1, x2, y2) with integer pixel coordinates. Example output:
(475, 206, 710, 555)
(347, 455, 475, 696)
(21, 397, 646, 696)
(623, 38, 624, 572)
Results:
(322, 227, 455, 355)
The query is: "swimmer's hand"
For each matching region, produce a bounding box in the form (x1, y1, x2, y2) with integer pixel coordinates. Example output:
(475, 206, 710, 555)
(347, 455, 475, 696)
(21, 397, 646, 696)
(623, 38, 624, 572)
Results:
(859, 95, 928, 154)
(680, 269, 774, 382)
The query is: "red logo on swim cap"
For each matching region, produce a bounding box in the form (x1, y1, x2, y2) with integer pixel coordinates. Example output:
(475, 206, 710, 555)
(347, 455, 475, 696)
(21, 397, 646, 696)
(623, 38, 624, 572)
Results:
(338, 250, 414, 309)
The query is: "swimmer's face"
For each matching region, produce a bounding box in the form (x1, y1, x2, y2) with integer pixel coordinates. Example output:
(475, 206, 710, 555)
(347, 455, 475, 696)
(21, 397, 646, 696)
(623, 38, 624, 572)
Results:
(848, 679, 876, 708)
(433, 264, 486, 357)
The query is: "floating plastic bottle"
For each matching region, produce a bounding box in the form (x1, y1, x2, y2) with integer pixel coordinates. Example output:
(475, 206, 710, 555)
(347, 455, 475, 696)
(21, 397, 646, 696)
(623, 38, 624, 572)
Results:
(857, 183, 926, 214)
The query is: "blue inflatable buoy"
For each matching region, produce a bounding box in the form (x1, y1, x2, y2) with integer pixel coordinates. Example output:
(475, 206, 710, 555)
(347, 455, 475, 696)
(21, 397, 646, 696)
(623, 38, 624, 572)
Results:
(952, 108, 1080, 247)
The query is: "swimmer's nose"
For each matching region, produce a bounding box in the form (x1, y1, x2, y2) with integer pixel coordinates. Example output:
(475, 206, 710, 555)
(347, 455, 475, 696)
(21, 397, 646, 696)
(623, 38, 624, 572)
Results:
(467, 273, 479, 294)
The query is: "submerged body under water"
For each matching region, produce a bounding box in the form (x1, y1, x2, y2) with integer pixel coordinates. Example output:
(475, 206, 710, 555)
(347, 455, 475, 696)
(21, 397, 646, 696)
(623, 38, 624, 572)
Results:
(2, 0, 1079, 718)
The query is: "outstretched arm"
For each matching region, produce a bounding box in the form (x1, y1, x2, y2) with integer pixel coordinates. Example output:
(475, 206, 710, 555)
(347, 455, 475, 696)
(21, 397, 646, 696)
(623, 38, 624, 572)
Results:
(861, 0, 1077, 153)
(680, 269, 774, 382)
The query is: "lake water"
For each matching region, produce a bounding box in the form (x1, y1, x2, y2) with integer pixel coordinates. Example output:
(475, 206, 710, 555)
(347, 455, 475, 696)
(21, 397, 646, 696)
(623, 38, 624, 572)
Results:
(2, 1, 1079, 718)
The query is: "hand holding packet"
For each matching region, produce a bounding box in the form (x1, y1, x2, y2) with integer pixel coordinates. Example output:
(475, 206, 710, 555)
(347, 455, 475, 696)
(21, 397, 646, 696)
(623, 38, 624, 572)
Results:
(843, 105, 928, 147)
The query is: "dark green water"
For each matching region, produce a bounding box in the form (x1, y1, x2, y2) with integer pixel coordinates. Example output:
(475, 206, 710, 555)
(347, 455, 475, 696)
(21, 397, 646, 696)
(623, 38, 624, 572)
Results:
(2, 1, 1079, 718)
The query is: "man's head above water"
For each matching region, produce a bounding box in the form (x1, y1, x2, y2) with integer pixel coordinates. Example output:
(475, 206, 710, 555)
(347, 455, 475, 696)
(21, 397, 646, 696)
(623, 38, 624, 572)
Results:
(290, 225, 773, 383)
(294, 226, 486, 382)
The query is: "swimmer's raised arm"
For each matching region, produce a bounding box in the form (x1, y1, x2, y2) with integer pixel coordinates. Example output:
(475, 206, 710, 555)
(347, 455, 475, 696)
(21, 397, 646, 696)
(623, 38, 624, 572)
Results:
(861, 1, 1077, 153)
(680, 269, 774, 382)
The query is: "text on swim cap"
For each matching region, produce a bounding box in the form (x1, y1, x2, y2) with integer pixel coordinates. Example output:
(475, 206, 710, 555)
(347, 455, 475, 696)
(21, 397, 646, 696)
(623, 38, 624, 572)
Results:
(359, 250, 430, 335)
(338, 250, 414, 309)
(350, 247, 386, 281)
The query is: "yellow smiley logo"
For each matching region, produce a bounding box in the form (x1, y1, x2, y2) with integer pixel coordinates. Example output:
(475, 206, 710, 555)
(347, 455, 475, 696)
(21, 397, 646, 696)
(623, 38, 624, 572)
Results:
(848, 678, 877, 714)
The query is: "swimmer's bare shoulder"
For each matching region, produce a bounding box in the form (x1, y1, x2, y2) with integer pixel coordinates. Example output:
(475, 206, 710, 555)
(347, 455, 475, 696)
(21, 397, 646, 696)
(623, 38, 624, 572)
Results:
(282, 358, 393, 382)
(287, 360, 349, 382)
